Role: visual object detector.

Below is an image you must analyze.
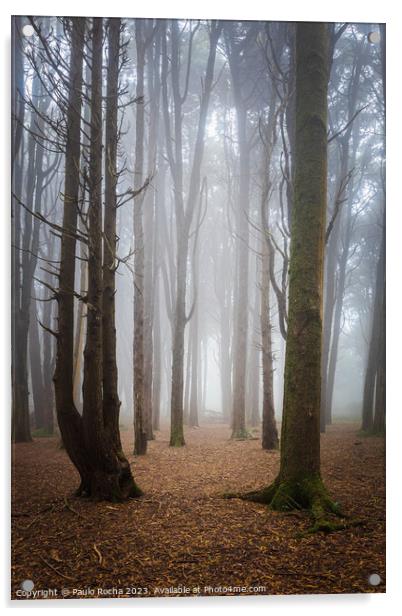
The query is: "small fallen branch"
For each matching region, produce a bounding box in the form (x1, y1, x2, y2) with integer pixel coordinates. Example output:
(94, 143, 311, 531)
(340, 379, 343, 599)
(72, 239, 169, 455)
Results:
(63, 497, 85, 518)
(93, 543, 103, 566)
(39, 555, 74, 580)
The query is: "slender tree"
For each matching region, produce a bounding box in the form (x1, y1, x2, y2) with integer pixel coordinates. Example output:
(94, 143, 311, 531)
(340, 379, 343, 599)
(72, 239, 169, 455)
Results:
(163, 21, 222, 446)
(133, 19, 148, 455)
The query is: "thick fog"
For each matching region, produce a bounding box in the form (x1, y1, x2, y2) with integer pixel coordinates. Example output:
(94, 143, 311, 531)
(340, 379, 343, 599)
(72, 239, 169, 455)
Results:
(15, 18, 384, 436)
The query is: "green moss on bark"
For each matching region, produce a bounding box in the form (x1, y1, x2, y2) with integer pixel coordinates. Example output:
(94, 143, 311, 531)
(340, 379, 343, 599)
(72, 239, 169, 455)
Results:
(231, 427, 252, 440)
(169, 426, 185, 447)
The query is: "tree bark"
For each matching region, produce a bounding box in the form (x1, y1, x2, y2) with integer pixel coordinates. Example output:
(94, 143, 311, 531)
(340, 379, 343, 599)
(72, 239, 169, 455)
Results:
(242, 24, 336, 523)
(53, 17, 92, 483)
(103, 17, 123, 449)
(54, 18, 141, 500)
(29, 299, 45, 429)
(133, 20, 147, 455)
(261, 240, 279, 450)
(166, 22, 222, 446)
(361, 225, 385, 432)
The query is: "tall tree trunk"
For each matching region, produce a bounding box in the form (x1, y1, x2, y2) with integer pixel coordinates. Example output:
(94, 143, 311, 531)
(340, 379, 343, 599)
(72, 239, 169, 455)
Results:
(143, 22, 161, 440)
(53, 17, 91, 482)
(189, 303, 199, 427)
(29, 299, 45, 429)
(373, 274, 385, 434)
(167, 22, 222, 446)
(54, 18, 141, 500)
(103, 17, 123, 450)
(42, 247, 55, 434)
(73, 238, 87, 408)
(361, 226, 385, 432)
(243, 24, 336, 522)
(82, 16, 109, 490)
(133, 20, 147, 455)
(259, 89, 279, 450)
(151, 157, 165, 432)
(231, 102, 250, 439)
(12, 17, 31, 442)
(325, 187, 354, 420)
(320, 217, 340, 431)
(321, 47, 363, 430)
(261, 241, 279, 450)
(248, 267, 261, 428)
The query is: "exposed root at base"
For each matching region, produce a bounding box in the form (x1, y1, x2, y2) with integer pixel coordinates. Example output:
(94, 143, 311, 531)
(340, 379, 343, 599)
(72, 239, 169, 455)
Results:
(222, 475, 359, 535)
(230, 428, 253, 441)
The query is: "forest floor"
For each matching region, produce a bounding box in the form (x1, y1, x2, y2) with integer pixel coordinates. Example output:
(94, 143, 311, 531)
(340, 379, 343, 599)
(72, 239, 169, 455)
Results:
(11, 422, 385, 600)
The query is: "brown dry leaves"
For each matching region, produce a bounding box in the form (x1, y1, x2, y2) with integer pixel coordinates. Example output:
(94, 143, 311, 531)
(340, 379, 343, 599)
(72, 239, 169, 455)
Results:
(11, 423, 385, 599)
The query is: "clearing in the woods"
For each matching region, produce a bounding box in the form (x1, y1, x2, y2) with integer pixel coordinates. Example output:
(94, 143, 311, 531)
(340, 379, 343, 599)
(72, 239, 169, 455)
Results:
(11, 423, 385, 598)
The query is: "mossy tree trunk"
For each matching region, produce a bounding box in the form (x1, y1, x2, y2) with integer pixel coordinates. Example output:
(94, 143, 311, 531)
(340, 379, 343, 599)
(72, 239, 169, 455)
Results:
(240, 23, 338, 522)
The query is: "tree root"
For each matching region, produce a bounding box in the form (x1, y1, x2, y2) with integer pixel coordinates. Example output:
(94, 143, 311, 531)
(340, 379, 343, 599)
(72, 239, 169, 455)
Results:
(222, 474, 359, 535)
(230, 428, 252, 441)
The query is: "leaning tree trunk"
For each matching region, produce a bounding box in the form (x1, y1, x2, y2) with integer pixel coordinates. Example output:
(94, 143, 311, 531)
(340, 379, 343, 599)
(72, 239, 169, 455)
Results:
(53, 17, 93, 484)
(240, 24, 338, 525)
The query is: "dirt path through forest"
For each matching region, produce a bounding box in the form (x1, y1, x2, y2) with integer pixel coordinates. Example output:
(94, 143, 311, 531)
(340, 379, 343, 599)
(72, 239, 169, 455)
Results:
(11, 423, 385, 598)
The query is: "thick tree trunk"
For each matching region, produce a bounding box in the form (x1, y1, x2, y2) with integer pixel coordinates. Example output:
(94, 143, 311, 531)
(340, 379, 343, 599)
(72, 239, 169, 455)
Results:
(82, 16, 111, 491)
(242, 24, 337, 524)
(54, 18, 141, 500)
(53, 17, 92, 483)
